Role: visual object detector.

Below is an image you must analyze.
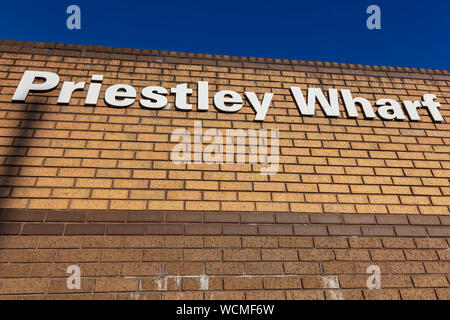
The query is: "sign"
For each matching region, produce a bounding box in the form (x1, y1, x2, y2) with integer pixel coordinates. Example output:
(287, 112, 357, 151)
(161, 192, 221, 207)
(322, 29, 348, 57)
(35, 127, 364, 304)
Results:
(12, 70, 445, 122)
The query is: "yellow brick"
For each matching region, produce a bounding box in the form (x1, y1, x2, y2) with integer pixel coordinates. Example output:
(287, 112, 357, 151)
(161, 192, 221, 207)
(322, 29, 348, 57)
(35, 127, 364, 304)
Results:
(76, 178, 112, 188)
(11, 187, 51, 198)
(110, 200, 146, 210)
(302, 174, 331, 183)
(253, 182, 285, 192)
(381, 186, 411, 195)
(59, 168, 95, 177)
(70, 131, 103, 140)
(82, 159, 117, 168)
(355, 204, 388, 214)
(337, 194, 368, 203)
(203, 191, 237, 201)
(96, 169, 131, 178)
(221, 201, 255, 211)
(129, 190, 165, 199)
(387, 205, 419, 214)
(51, 188, 91, 198)
(431, 196, 450, 206)
(0, 177, 36, 187)
(113, 179, 149, 189)
(255, 202, 289, 212)
(70, 199, 108, 210)
(150, 180, 184, 189)
(137, 133, 168, 142)
(0, 279, 48, 295)
(0, 198, 28, 209)
(35, 129, 69, 139)
(291, 203, 322, 213)
(29, 199, 69, 209)
(332, 175, 362, 184)
(186, 180, 218, 190)
(90, 123, 123, 132)
(319, 184, 350, 193)
(412, 187, 441, 196)
(131, 170, 166, 179)
(27, 148, 64, 157)
(363, 176, 393, 185)
(315, 166, 345, 175)
(369, 195, 400, 204)
(272, 192, 305, 202)
(167, 190, 201, 200)
(148, 200, 184, 210)
(238, 192, 271, 201)
(65, 149, 100, 158)
(118, 160, 152, 169)
(400, 196, 430, 205)
(168, 171, 202, 180)
(105, 132, 137, 141)
(236, 173, 268, 182)
(110, 116, 140, 124)
(286, 183, 318, 193)
(269, 174, 300, 182)
(345, 167, 374, 175)
(20, 167, 57, 177)
(185, 201, 220, 211)
(136, 151, 169, 160)
(305, 194, 337, 203)
(120, 141, 154, 150)
(87, 141, 121, 149)
(44, 158, 81, 167)
(221, 181, 253, 191)
(323, 204, 356, 213)
(351, 185, 381, 194)
(153, 161, 185, 170)
(204, 172, 236, 180)
(420, 206, 449, 215)
(92, 189, 129, 199)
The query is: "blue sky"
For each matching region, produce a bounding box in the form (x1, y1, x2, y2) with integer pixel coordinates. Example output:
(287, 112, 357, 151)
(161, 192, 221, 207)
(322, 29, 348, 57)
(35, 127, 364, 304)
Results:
(1, 0, 449, 69)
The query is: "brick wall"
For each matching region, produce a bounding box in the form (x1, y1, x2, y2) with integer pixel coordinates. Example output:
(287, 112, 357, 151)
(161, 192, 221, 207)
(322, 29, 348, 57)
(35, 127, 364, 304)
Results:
(0, 40, 448, 299)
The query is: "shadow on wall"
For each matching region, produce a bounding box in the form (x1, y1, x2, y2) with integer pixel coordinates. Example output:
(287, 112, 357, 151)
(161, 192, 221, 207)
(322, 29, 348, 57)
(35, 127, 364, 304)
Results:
(0, 97, 45, 210)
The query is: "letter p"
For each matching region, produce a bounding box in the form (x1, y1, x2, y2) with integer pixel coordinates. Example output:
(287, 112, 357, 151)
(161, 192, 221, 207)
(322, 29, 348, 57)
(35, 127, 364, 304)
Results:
(12, 70, 60, 102)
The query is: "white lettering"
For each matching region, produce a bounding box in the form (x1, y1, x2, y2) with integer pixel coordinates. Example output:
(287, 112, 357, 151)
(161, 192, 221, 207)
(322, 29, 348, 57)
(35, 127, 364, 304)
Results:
(12, 70, 60, 102)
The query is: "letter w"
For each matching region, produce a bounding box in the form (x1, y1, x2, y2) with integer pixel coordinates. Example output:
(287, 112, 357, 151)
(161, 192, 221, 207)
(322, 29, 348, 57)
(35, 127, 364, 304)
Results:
(290, 87, 340, 117)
